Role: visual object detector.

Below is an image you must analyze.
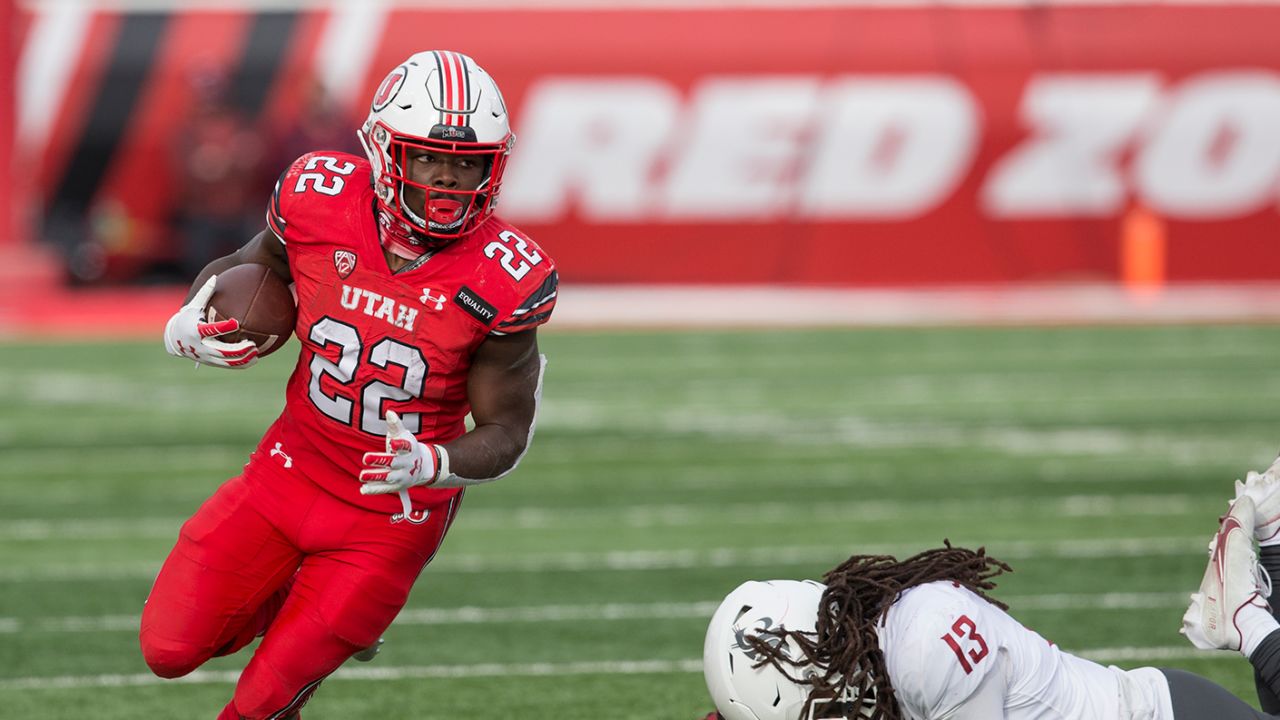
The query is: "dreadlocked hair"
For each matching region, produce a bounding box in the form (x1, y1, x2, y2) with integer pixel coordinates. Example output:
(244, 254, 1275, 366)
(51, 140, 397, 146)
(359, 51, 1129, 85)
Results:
(745, 541, 1012, 720)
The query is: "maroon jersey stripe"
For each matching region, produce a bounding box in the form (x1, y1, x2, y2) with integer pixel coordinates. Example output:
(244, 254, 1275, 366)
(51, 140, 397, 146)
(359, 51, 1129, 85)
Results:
(512, 270, 559, 315)
(496, 309, 555, 332)
(267, 169, 290, 236)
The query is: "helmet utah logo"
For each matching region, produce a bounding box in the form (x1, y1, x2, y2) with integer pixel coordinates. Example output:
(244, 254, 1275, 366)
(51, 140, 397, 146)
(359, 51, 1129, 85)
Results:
(334, 250, 358, 279)
(372, 68, 407, 111)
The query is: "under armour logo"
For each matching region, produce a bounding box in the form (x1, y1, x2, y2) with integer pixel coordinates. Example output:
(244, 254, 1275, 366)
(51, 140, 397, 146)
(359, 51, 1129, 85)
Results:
(269, 442, 293, 468)
(420, 288, 447, 311)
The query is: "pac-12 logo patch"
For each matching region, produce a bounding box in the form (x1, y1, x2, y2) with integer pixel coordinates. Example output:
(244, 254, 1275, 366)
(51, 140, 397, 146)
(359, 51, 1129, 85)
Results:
(334, 250, 357, 279)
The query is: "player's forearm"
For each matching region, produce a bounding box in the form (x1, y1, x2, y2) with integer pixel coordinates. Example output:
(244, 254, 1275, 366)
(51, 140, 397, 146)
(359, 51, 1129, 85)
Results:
(437, 422, 531, 484)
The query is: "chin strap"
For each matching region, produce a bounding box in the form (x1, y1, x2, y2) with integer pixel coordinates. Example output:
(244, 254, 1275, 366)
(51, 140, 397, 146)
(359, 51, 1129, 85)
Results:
(377, 202, 465, 262)
(376, 208, 424, 258)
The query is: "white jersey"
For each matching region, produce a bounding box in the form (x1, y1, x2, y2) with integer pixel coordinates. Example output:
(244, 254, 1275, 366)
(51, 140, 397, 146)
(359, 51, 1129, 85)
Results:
(877, 582, 1175, 720)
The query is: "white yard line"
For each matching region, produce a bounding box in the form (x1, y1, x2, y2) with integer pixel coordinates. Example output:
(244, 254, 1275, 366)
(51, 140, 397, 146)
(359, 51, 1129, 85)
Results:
(0, 646, 1235, 692)
(7, 366, 1279, 472)
(5, 419, 1267, 474)
(0, 602, 724, 634)
(0, 493, 1213, 540)
(0, 537, 1206, 582)
(1009, 591, 1188, 610)
(537, 404, 1276, 462)
(13, 411, 1263, 464)
(0, 518, 182, 541)
(0, 658, 705, 692)
(1075, 646, 1228, 662)
(0, 592, 1192, 634)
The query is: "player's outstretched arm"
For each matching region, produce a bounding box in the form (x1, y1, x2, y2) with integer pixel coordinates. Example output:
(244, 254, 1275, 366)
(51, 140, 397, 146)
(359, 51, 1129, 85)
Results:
(444, 329, 544, 482)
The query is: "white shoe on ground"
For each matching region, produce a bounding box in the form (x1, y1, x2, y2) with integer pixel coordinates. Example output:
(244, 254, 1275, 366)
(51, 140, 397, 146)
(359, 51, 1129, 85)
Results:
(1181, 495, 1271, 653)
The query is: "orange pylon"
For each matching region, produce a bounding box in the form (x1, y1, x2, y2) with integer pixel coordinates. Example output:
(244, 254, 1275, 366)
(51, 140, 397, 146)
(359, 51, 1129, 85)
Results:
(1121, 204, 1166, 302)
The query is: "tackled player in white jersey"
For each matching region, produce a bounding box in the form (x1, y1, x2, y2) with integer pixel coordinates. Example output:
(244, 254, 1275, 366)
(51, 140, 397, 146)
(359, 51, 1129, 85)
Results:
(703, 458, 1280, 720)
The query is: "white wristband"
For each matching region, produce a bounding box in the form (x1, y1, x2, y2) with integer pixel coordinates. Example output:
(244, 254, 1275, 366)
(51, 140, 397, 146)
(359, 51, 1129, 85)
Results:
(425, 444, 505, 489)
(432, 444, 452, 485)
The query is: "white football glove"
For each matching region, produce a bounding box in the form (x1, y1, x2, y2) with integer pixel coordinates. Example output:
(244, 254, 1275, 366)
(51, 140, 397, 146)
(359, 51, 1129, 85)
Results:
(359, 411, 446, 495)
(162, 275, 259, 369)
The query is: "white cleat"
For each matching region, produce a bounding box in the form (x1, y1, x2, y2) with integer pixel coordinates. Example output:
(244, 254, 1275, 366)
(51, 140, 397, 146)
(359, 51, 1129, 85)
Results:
(1235, 455, 1280, 545)
(352, 637, 384, 663)
(1182, 495, 1269, 651)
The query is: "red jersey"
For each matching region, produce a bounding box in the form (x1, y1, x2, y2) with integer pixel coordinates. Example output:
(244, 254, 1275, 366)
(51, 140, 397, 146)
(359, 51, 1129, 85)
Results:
(252, 151, 557, 514)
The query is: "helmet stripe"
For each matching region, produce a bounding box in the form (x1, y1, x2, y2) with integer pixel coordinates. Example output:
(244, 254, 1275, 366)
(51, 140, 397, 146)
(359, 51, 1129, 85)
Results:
(450, 52, 462, 124)
(445, 51, 465, 125)
(429, 51, 474, 127)
(431, 51, 446, 126)
(440, 51, 455, 125)
(459, 53, 472, 127)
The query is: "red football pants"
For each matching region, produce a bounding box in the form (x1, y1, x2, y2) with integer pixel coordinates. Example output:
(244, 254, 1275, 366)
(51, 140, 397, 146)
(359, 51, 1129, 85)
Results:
(139, 466, 461, 719)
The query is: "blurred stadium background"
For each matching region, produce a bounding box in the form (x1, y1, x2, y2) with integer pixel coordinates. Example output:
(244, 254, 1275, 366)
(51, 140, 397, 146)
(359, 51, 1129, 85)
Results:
(5, 0, 1280, 717)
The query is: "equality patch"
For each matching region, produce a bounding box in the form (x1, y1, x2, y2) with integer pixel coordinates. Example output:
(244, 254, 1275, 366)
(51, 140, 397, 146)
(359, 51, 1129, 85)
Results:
(454, 285, 497, 326)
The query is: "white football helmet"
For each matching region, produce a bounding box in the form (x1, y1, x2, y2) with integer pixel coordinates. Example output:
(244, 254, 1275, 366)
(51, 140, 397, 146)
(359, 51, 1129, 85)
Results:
(704, 580, 869, 720)
(359, 50, 514, 258)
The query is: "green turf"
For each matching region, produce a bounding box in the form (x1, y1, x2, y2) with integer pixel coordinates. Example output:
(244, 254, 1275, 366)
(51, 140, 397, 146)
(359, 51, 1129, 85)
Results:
(2, 326, 1279, 718)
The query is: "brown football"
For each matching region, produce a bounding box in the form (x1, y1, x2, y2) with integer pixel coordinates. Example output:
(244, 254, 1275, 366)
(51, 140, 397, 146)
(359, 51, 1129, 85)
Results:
(207, 263, 296, 357)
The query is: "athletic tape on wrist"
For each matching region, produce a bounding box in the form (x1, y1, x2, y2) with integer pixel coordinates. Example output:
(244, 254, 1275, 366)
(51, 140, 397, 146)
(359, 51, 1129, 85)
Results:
(432, 444, 452, 485)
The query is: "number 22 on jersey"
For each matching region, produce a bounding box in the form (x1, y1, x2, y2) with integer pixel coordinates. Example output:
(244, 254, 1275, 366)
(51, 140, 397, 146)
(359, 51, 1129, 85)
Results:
(941, 614, 989, 674)
(307, 317, 426, 437)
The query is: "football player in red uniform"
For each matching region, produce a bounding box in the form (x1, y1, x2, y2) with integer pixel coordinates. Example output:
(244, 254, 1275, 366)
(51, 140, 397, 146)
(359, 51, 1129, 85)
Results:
(144, 50, 557, 719)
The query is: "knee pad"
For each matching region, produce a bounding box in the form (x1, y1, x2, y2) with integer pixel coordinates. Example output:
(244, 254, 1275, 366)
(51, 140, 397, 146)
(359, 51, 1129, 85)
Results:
(139, 630, 206, 679)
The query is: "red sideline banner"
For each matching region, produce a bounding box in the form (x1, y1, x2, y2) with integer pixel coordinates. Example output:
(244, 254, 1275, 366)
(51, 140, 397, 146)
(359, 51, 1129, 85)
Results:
(16, 4, 1280, 285)
(1, 0, 14, 247)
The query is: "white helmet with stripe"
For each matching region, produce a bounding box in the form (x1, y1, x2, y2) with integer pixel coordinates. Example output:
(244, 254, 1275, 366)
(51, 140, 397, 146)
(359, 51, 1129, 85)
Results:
(704, 580, 870, 720)
(359, 50, 514, 258)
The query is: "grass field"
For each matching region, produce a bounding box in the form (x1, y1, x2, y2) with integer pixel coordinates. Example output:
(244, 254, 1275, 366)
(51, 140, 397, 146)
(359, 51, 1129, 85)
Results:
(2, 325, 1280, 718)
